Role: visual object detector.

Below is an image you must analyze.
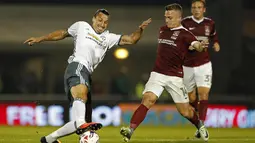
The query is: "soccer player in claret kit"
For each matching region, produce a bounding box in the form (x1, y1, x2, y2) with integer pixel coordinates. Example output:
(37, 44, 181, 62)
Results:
(120, 3, 209, 142)
(181, 0, 220, 139)
(24, 9, 151, 143)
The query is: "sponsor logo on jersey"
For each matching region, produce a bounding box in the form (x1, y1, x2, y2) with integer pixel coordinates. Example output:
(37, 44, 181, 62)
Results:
(87, 33, 107, 47)
(158, 39, 177, 47)
(88, 33, 103, 42)
(171, 31, 180, 40)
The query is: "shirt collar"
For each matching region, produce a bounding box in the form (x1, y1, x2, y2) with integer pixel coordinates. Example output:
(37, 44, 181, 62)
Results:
(192, 16, 204, 24)
(170, 25, 184, 30)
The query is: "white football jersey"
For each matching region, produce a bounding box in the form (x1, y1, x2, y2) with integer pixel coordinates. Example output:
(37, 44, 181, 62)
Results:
(67, 21, 121, 73)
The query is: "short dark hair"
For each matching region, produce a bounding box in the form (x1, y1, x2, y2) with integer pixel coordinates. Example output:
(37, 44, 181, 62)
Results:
(165, 3, 183, 13)
(94, 9, 110, 17)
(192, 0, 206, 7)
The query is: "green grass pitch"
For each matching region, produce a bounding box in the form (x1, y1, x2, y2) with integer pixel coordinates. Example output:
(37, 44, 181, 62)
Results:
(0, 126, 254, 143)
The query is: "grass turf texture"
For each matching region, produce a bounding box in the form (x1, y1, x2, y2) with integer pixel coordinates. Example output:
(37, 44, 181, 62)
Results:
(0, 126, 254, 143)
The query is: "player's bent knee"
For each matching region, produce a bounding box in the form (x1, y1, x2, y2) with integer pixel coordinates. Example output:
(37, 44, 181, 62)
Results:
(141, 92, 158, 109)
(71, 84, 89, 101)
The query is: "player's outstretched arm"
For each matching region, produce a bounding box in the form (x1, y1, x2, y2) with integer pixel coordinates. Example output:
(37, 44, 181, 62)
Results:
(24, 29, 70, 46)
(118, 18, 152, 46)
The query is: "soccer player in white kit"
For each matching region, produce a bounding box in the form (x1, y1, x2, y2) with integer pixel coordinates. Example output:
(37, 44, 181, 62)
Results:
(24, 9, 152, 143)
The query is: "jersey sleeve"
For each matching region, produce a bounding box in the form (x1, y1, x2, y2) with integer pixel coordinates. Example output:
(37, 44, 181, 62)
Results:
(185, 31, 198, 46)
(210, 21, 219, 43)
(107, 33, 122, 49)
(67, 21, 87, 37)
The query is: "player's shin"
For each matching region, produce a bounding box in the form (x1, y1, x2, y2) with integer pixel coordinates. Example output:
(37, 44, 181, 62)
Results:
(198, 100, 208, 122)
(45, 121, 76, 142)
(120, 93, 156, 142)
(73, 98, 86, 127)
(197, 87, 210, 123)
(130, 93, 156, 131)
(186, 109, 203, 129)
(130, 104, 149, 131)
(120, 104, 149, 142)
(177, 103, 202, 129)
(190, 97, 199, 112)
(188, 90, 199, 111)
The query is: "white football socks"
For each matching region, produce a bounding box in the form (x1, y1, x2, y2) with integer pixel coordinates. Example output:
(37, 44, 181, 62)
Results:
(72, 99, 86, 127)
(45, 99, 86, 142)
(46, 121, 76, 142)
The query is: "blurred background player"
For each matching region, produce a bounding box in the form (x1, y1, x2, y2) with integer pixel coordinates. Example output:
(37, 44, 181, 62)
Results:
(120, 3, 209, 142)
(181, 0, 220, 138)
(24, 9, 152, 143)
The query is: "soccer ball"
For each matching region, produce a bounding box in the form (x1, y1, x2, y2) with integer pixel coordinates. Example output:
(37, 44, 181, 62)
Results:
(79, 130, 99, 143)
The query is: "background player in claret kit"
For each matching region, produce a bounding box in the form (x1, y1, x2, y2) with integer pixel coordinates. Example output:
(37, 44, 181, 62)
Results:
(120, 3, 209, 142)
(24, 9, 152, 143)
(181, 0, 220, 138)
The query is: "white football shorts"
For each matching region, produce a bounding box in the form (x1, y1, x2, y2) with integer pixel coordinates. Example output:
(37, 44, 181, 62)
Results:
(143, 72, 189, 103)
(183, 61, 212, 93)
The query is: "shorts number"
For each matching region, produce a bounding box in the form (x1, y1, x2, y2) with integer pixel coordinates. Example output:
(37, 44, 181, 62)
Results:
(180, 87, 188, 99)
(204, 75, 211, 82)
